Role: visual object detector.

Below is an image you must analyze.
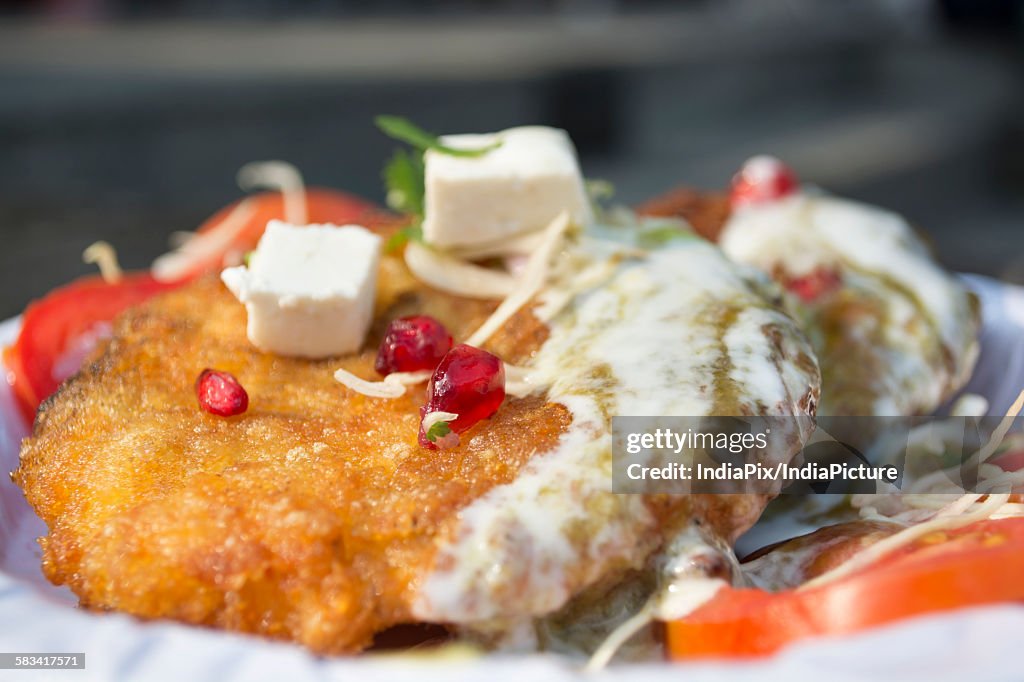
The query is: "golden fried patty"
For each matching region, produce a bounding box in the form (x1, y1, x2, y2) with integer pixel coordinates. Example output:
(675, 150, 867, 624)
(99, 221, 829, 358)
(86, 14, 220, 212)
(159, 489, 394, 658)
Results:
(15, 261, 577, 652)
(638, 186, 979, 416)
(15, 231, 815, 654)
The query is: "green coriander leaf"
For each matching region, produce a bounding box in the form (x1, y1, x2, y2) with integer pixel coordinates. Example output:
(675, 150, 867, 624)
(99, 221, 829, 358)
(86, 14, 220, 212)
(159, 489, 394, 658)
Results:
(425, 420, 453, 443)
(385, 224, 424, 253)
(383, 148, 425, 216)
(586, 178, 615, 222)
(243, 250, 255, 267)
(585, 178, 615, 203)
(375, 115, 439, 151)
(375, 115, 501, 158)
(637, 222, 701, 249)
(937, 447, 966, 470)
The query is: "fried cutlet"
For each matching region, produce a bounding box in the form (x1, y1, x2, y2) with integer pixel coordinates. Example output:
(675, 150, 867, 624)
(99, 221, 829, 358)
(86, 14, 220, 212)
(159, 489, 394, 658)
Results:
(15, 263, 576, 652)
(15, 227, 820, 654)
(638, 185, 980, 416)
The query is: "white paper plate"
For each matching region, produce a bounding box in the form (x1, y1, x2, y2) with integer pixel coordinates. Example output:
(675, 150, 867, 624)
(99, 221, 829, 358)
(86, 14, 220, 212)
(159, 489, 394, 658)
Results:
(1, 276, 1023, 682)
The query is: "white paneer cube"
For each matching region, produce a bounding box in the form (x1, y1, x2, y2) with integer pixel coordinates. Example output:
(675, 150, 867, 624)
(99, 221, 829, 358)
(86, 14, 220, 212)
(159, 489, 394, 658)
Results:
(221, 221, 381, 359)
(422, 126, 592, 249)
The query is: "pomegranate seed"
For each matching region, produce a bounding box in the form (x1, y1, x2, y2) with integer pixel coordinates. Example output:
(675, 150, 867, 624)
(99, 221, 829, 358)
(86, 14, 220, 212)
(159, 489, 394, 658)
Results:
(375, 315, 453, 376)
(418, 344, 505, 449)
(730, 155, 798, 208)
(785, 267, 842, 303)
(196, 369, 249, 417)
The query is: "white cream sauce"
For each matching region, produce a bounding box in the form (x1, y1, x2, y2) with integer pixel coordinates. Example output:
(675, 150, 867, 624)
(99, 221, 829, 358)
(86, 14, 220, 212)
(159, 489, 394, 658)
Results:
(413, 233, 819, 624)
(652, 525, 735, 620)
(719, 193, 979, 415)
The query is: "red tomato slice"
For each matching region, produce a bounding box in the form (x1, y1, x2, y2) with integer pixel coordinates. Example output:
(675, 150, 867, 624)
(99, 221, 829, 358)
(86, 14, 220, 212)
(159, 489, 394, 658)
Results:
(152, 189, 386, 282)
(991, 450, 1024, 472)
(196, 188, 383, 239)
(667, 517, 1024, 659)
(3, 273, 179, 423)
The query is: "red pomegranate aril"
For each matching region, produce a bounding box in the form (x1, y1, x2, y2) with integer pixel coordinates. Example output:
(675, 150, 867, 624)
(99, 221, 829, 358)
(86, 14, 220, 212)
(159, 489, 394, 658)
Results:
(196, 368, 249, 417)
(785, 267, 842, 303)
(418, 344, 505, 449)
(375, 315, 454, 376)
(730, 155, 798, 208)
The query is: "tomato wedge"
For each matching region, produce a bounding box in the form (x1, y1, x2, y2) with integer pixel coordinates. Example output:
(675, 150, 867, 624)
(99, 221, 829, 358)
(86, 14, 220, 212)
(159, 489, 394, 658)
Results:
(152, 189, 386, 282)
(991, 450, 1024, 473)
(667, 517, 1024, 659)
(3, 273, 179, 423)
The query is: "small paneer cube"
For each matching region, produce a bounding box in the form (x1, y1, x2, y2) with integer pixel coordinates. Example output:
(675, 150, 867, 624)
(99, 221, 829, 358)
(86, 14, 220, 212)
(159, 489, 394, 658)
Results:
(422, 126, 592, 249)
(221, 221, 381, 359)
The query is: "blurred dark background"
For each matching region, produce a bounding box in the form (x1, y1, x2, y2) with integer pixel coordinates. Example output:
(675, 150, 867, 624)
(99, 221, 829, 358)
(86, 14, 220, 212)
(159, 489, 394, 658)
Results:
(0, 0, 1022, 320)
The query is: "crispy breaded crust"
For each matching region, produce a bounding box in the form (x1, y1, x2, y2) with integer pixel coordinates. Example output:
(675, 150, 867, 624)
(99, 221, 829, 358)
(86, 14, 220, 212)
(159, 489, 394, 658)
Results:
(15, 261, 576, 652)
(14, 226, 811, 654)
